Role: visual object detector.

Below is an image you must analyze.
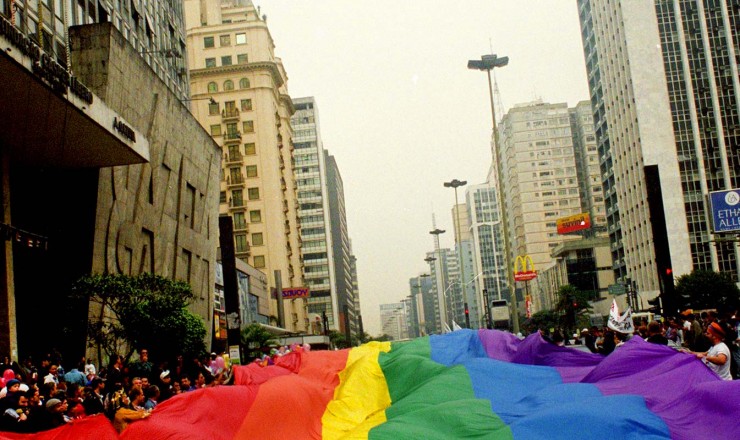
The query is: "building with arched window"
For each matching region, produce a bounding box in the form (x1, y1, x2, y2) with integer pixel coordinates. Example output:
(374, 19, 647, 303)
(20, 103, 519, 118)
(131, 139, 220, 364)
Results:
(185, 0, 306, 333)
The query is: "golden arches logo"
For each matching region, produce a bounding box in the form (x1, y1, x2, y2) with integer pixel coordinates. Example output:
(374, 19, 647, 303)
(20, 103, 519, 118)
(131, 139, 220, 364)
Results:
(514, 255, 537, 282)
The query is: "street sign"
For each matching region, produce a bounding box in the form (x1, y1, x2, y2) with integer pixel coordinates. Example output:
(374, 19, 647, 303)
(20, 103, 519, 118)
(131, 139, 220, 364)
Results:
(282, 287, 310, 299)
(709, 189, 740, 233)
(608, 283, 626, 296)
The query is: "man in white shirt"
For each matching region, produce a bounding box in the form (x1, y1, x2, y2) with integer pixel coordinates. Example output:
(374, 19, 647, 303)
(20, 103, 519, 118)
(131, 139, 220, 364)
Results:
(694, 322, 732, 381)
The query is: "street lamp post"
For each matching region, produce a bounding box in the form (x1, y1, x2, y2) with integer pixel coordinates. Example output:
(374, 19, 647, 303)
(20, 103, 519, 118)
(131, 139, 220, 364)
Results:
(467, 53, 519, 333)
(444, 179, 469, 328)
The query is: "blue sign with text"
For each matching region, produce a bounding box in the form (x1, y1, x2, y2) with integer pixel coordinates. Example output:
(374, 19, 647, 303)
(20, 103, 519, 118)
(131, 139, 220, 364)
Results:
(710, 189, 740, 233)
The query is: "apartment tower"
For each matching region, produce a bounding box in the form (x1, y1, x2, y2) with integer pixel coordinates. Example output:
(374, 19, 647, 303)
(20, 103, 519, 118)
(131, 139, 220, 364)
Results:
(570, 100, 608, 232)
(498, 101, 585, 311)
(185, 0, 306, 331)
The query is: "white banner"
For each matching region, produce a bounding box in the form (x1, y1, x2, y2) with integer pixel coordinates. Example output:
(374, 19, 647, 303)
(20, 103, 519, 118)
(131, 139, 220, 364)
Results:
(608, 300, 634, 334)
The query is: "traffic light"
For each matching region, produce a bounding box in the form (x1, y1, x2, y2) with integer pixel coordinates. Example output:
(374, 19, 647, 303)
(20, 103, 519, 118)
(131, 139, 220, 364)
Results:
(665, 268, 672, 276)
(464, 302, 470, 329)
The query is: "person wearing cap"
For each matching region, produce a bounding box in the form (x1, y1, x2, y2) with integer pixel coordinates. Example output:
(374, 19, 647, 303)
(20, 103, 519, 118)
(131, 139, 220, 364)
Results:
(35, 397, 70, 431)
(158, 370, 173, 402)
(689, 322, 732, 380)
(581, 328, 597, 353)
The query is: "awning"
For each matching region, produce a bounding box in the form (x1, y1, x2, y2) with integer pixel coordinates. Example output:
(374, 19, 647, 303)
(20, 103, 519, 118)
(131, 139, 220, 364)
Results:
(258, 323, 292, 336)
(0, 32, 149, 168)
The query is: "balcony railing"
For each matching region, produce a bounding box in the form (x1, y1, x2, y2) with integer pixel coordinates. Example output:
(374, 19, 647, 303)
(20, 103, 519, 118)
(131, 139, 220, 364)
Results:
(223, 131, 242, 143)
(230, 198, 245, 208)
(227, 174, 244, 185)
(226, 152, 243, 163)
(222, 108, 240, 120)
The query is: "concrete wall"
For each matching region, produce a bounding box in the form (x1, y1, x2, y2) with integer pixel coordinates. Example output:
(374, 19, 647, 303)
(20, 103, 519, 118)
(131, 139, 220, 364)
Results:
(70, 23, 222, 342)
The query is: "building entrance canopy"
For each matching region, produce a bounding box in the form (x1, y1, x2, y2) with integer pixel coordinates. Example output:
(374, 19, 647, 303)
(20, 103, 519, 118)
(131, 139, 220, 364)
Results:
(0, 22, 149, 168)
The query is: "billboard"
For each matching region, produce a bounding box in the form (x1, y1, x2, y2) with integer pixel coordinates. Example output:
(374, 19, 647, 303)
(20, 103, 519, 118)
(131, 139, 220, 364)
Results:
(282, 287, 310, 299)
(709, 189, 740, 233)
(556, 212, 591, 235)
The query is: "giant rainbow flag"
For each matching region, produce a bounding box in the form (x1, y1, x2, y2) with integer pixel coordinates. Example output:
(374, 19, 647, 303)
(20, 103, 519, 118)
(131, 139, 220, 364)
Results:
(1, 329, 738, 439)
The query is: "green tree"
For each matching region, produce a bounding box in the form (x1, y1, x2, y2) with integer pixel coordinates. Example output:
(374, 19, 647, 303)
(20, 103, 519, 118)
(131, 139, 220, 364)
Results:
(370, 334, 392, 342)
(71, 273, 207, 363)
(240, 323, 277, 360)
(522, 310, 560, 335)
(554, 285, 592, 334)
(675, 269, 740, 314)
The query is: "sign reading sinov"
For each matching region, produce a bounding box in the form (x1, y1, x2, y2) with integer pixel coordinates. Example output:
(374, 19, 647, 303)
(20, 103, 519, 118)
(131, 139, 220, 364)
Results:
(282, 287, 310, 299)
(710, 189, 740, 233)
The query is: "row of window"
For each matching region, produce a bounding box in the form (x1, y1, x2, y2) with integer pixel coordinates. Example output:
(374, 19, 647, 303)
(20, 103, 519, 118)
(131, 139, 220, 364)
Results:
(204, 33, 247, 48)
(229, 165, 259, 180)
(205, 54, 248, 68)
(210, 121, 255, 136)
(210, 99, 252, 115)
(224, 187, 261, 204)
(225, 143, 257, 159)
(207, 78, 250, 92)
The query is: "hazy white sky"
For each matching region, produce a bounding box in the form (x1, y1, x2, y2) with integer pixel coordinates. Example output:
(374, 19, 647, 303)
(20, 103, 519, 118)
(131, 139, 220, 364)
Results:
(253, 0, 590, 335)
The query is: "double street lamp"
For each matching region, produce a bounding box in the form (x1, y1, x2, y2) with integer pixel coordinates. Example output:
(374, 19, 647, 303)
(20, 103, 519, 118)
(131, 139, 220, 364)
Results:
(444, 179, 469, 328)
(467, 53, 519, 333)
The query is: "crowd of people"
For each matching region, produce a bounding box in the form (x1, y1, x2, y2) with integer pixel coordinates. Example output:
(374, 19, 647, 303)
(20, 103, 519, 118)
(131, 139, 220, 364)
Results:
(542, 308, 739, 380)
(0, 348, 232, 433)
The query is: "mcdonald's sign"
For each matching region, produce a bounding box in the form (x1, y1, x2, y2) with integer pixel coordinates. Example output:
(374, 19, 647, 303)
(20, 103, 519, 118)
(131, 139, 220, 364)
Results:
(514, 255, 537, 282)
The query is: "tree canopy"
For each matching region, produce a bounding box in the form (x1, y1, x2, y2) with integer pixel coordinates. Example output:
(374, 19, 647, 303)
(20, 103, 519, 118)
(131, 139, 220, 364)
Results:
(675, 269, 740, 314)
(554, 285, 592, 332)
(241, 323, 277, 360)
(72, 273, 207, 363)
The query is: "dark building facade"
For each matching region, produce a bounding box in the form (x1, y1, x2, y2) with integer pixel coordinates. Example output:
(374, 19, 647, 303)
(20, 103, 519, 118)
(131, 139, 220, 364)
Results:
(0, 18, 220, 364)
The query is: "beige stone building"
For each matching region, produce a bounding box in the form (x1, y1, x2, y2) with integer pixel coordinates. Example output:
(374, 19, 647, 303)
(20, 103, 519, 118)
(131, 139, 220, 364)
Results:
(184, 0, 306, 332)
(570, 101, 607, 231)
(499, 100, 584, 312)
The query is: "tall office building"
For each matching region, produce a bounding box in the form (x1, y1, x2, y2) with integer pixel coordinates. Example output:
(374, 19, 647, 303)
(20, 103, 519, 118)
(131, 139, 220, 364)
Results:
(498, 101, 585, 311)
(466, 183, 508, 325)
(324, 151, 357, 335)
(451, 203, 479, 328)
(570, 101, 607, 231)
(350, 252, 362, 334)
(289, 98, 340, 332)
(425, 248, 458, 331)
(379, 302, 407, 341)
(409, 274, 434, 336)
(577, 1, 701, 304)
(185, 0, 306, 332)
